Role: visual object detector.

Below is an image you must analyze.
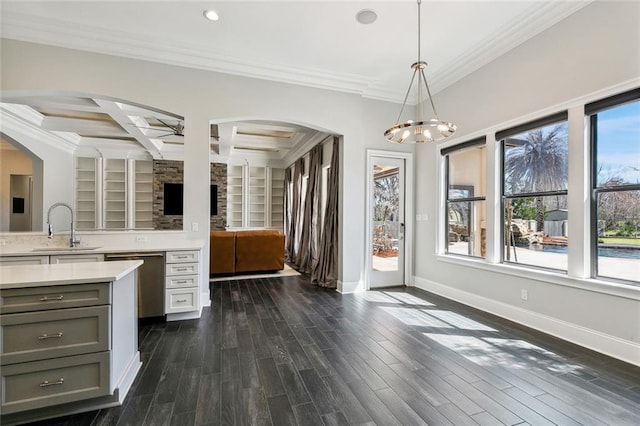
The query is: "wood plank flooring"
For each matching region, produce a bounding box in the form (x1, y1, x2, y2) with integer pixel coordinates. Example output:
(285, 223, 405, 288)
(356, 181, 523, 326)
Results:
(25, 275, 640, 425)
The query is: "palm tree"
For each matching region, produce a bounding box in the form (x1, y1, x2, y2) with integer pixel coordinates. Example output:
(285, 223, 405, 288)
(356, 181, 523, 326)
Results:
(504, 124, 568, 234)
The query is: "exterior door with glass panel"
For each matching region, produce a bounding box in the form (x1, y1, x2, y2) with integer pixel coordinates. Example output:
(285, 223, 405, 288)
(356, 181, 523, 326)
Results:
(370, 157, 405, 288)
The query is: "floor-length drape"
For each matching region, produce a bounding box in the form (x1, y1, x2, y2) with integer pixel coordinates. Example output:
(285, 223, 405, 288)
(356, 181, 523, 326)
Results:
(312, 137, 339, 287)
(295, 144, 322, 273)
(283, 167, 293, 260)
(285, 158, 304, 262)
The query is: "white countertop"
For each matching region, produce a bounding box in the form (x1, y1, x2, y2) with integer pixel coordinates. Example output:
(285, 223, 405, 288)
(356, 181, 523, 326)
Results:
(0, 240, 204, 257)
(0, 260, 143, 288)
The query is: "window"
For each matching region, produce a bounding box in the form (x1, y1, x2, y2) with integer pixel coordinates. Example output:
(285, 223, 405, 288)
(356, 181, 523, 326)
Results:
(443, 138, 486, 258)
(587, 89, 640, 283)
(499, 113, 569, 271)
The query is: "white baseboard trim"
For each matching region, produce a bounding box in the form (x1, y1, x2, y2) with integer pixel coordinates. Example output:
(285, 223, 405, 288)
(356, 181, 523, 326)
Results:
(201, 291, 212, 307)
(412, 276, 640, 367)
(116, 353, 142, 404)
(338, 280, 366, 294)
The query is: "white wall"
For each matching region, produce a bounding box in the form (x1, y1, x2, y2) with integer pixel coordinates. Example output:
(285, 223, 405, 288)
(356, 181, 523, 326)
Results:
(0, 148, 32, 231)
(414, 1, 640, 365)
(0, 122, 74, 232)
(0, 37, 413, 296)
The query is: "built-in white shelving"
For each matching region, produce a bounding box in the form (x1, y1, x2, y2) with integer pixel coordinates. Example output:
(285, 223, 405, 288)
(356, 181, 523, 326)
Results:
(75, 157, 97, 230)
(134, 160, 153, 229)
(74, 157, 153, 230)
(227, 165, 285, 230)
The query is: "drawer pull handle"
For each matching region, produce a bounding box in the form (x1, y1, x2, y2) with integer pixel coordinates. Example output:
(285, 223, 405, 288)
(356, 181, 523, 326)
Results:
(176, 256, 188, 259)
(38, 332, 64, 340)
(177, 299, 188, 303)
(176, 268, 188, 271)
(39, 295, 64, 302)
(40, 378, 64, 388)
(176, 280, 188, 284)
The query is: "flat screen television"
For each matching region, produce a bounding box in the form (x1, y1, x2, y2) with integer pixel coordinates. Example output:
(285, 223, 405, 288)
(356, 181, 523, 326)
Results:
(163, 183, 218, 216)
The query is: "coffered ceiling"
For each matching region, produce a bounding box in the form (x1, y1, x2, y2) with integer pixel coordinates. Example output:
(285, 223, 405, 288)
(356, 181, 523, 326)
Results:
(1, 1, 593, 163)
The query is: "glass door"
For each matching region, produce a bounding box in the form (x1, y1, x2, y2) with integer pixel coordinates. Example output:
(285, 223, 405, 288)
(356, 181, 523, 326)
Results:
(370, 156, 405, 288)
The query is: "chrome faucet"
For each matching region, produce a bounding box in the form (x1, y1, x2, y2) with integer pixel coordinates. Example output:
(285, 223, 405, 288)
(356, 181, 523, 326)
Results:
(47, 203, 80, 247)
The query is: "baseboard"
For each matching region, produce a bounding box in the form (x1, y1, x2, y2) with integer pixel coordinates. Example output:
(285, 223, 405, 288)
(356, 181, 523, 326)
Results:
(115, 352, 142, 403)
(338, 280, 366, 294)
(166, 307, 203, 322)
(412, 276, 640, 367)
(201, 291, 212, 307)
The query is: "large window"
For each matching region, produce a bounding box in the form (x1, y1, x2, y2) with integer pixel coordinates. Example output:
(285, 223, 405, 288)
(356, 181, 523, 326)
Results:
(443, 138, 486, 258)
(499, 114, 569, 271)
(588, 89, 640, 283)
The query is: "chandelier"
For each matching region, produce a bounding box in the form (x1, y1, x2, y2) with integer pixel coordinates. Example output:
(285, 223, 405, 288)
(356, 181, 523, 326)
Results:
(384, 0, 456, 144)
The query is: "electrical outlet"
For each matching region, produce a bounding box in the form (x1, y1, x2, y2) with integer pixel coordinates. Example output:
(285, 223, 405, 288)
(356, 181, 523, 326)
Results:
(521, 289, 528, 301)
(416, 214, 422, 221)
(135, 235, 147, 243)
(192, 222, 199, 232)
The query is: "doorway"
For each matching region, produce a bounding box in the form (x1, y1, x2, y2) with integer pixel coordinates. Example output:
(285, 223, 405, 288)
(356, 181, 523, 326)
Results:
(367, 151, 413, 289)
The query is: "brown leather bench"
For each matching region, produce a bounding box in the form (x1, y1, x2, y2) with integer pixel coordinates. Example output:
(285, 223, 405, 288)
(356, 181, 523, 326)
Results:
(210, 230, 285, 275)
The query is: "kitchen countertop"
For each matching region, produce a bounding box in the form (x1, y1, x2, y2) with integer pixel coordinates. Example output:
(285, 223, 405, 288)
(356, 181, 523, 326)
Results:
(0, 260, 143, 289)
(0, 240, 205, 257)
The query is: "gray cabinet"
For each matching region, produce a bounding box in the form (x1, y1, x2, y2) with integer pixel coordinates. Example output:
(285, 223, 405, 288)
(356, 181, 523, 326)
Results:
(0, 282, 112, 415)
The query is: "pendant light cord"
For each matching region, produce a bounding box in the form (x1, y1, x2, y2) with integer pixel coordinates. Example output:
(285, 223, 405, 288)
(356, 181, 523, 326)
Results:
(417, 0, 421, 63)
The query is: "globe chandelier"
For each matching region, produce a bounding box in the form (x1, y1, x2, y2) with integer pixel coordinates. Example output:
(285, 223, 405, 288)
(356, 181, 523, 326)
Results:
(384, 0, 456, 144)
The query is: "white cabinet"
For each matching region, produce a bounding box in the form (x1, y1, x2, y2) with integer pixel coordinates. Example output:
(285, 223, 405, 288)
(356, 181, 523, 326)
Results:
(165, 250, 199, 315)
(227, 165, 285, 230)
(74, 157, 152, 230)
(0, 254, 104, 265)
(49, 254, 105, 264)
(0, 256, 49, 266)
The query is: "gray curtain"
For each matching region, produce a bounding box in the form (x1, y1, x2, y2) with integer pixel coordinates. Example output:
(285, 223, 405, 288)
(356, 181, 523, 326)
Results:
(295, 144, 322, 273)
(285, 158, 304, 262)
(312, 137, 339, 287)
(283, 166, 293, 261)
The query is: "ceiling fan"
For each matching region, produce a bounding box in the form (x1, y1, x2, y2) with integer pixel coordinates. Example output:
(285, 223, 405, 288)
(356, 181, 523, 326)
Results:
(131, 118, 184, 138)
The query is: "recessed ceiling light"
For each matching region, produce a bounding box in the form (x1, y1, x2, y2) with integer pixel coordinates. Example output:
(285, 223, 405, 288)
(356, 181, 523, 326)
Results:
(203, 9, 219, 22)
(356, 9, 377, 25)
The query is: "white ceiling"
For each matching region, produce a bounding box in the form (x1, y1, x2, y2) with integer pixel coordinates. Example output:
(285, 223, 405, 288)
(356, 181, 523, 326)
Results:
(0, 0, 592, 163)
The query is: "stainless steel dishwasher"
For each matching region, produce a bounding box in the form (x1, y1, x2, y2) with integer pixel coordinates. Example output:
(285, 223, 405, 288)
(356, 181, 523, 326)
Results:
(105, 252, 165, 318)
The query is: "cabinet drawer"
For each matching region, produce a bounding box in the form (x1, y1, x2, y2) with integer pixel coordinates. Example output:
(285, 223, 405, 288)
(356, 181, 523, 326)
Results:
(1, 306, 110, 365)
(49, 254, 105, 264)
(166, 251, 199, 263)
(0, 283, 110, 314)
(165, 288, 198, 314)
(1, 351, 110, 415)
(165, 275, 198, 289)
(0, 256, 49, 266)
(165, 262, 198, 276)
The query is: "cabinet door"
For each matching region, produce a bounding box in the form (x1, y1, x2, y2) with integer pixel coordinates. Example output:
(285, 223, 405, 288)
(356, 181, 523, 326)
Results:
(0, 256, 49, 266)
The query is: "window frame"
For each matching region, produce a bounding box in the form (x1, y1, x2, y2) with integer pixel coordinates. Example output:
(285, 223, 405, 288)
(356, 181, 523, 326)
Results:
(498, 112, 569, 271)
(442, 137, 487, 258)
(587, 89, 640, 283)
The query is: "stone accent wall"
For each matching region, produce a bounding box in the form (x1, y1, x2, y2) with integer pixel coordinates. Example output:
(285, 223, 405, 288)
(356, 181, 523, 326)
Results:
(210, 163, 227, 230)
(153, 160, 227, 231)
(153, 160, 184, 230)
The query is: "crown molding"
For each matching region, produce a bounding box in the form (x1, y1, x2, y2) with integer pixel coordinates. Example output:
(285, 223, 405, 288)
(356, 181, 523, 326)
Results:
(2, 2, 592, 104)
(0, 104, 78, 154)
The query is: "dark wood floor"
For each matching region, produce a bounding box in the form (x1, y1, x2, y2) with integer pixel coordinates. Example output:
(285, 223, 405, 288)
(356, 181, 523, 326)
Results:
(27, 275, 640, 425)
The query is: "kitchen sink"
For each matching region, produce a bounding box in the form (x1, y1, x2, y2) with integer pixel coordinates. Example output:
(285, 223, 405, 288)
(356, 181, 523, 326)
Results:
(32, 246, 101, 252)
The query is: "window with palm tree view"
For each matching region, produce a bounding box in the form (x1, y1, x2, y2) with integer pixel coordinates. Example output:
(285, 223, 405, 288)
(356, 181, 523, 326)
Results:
(444, 139, 486, 258)
(589, 92, 640, 283)
(500, 115, 569, 271)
